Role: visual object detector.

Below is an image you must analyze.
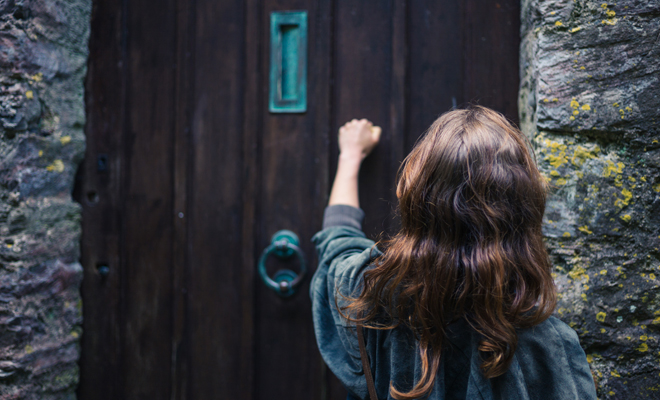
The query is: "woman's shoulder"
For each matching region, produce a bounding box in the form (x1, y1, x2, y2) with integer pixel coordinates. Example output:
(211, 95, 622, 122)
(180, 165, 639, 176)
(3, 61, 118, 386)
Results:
(515, 315, 587, 364)
(518, 315, 581, 346)
(512, 316, 597, 398)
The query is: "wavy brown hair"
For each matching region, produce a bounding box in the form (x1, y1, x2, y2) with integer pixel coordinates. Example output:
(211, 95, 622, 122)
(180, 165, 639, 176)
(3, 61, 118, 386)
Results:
(343, 106, 556, 399)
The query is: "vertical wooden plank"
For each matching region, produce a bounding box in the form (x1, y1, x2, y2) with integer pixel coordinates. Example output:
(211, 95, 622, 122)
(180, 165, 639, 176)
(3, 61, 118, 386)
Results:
(407, 0, 464, 150)
(172, 0, 196, 398)
(255, 0, 332, 399)
(121, 0, 177, 397)
(332, 0, 397, 237)
(311, 0, 336, 397)
(463, 0, 520, 123)
(185, 0, 245, 397)
(389, 0, 407, 211)
(240, 0, 260, 398)
(77, 0, 125, 398)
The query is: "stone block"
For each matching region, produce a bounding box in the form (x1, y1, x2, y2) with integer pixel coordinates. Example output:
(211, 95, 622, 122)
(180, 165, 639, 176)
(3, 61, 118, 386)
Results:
(521, 0, 660, 398)
(0, 0, 90, 398)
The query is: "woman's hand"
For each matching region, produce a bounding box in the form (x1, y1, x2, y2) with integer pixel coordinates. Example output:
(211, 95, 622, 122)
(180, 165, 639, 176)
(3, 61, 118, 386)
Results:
(328, 119, 381, 208)
(338, 119, 381, 161)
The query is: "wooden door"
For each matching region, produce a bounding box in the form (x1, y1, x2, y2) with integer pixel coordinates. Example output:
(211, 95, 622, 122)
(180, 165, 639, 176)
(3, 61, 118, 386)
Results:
(76, 0, 520, 399)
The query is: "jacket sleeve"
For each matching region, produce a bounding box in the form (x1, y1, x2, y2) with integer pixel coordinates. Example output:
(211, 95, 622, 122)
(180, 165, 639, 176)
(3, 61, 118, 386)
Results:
(310, 205, 381, 399)
(551, 318, 598, 399)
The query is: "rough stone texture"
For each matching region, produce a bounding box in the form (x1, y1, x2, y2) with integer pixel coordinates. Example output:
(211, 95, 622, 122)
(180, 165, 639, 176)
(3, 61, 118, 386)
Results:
(520, 0, 660, 398)
(0, 0, 90, 398)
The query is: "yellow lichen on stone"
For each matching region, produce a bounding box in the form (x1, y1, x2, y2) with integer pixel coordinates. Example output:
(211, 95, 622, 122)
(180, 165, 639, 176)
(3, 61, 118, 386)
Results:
(606, 10, 616, 17)
(570, 99, 580, 109)
(569, 27, 582, 33)
(550, 170, 561, 176)
(654, 184, 660, 193)
(614, 175, 623, 187)
(545, 153, 568, 168)
(26, 90, 33, 99)
(578, 225, 593, 235)
(556, 178, 567, 185)
(637, 343, 649, 352)
(563, 232, 571, 237)
(600, 269, 607, 275)
(620, 214, 631, 223)
(569, 265, 589, 282)
(611, 370, 621, 377)
(46, 159, 65, 173)
(25, 345, 34, 354)
(573, 110, 580, 115)
(620, 189, 632, 206)
(602, 18, 618, 25)
(555, 21, 563, 26)
(603, 160, 624, 177)
(571, 145, 598, 166)
(581, 104, 591, 111)
(60, 135, 71, 145)
(38, 150, 43, 157)
(596, 312, 606, 322)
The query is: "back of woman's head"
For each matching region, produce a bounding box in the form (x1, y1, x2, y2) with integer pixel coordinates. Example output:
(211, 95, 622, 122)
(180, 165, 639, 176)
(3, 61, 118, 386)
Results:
(345, 106, 556, 399)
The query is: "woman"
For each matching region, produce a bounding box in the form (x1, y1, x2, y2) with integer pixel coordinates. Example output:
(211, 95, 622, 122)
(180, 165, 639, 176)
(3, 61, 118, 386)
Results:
(311, 107, 597, 400)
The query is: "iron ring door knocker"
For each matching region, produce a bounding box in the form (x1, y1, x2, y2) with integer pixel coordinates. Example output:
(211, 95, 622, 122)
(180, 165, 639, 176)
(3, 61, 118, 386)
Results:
(258, 230, 307, 297)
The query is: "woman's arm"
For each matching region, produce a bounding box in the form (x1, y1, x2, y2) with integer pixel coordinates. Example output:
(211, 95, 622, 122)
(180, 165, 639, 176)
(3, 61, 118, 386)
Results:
(328, 119, 381, 208)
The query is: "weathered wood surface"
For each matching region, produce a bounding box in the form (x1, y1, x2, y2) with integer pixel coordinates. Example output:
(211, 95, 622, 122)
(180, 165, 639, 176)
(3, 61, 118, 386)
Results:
(0, 1, 91, 399)
(78, 0, 522, 399)
(520, 0, 660, 398)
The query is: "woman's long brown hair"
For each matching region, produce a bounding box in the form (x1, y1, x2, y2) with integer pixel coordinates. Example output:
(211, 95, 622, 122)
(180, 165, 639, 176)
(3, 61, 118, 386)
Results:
(342, 106, 556, 399)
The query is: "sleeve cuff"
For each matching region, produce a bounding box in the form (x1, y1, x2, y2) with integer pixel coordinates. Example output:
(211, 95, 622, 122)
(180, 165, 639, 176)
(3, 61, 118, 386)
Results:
(322, 205, 365, 230)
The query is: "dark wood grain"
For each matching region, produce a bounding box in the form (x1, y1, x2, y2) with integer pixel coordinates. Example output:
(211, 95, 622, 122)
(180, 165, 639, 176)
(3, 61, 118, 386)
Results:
(172, 0, 196, 398)
(254, 0, 333, 399)
(463, 0, 521, 124)
(316, 0, 346, 397)
(240, 0, 261, 397)
(389, 0, 407, 225)
(79, 1, 523, 398)
(332, 0, 400, 238)
(121, 0, 177, 397)
(407, 0, 464, 150)
(77, 0, 124, 398)
(185, 0, 245, 397)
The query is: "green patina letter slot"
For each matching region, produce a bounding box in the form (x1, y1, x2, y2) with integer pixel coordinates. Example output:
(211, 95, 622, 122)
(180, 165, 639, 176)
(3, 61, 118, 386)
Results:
(269, 11, 307, 113)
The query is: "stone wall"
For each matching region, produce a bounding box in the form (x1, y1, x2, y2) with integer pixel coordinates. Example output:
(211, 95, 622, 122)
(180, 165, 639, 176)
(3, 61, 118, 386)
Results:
(520, 0, 660, 398)
(0, 0, 90, 398)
